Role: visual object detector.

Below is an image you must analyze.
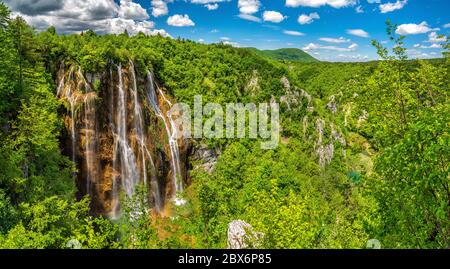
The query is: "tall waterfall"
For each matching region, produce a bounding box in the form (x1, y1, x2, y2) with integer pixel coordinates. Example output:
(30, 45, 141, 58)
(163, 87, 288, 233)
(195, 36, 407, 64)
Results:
(115, 64, 139, 201)
(57, 67, 77, 164)
(57, 62, 186, 218)
(79, 67, 99, 196)
(146, 71, 184, 204)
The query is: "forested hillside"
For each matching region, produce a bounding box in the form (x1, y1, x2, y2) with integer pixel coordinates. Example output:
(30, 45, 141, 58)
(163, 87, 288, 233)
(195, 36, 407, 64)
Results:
(246, 48, 319, 63)
(0, 3, 448, 249)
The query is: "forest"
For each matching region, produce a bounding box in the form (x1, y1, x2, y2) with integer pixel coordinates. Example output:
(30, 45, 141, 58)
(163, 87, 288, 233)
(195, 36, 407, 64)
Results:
(0, 2, 448, 249)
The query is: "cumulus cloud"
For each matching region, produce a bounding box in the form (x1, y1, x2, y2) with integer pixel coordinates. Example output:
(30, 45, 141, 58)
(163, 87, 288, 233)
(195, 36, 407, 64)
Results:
(413, 43, 442, 49)
(167, 14, 195, 27)
(303, 42, 359, 52)
(283, 30, 305, 36)
(118, 0, 149, 20)
(319, 37, 351, 43)
(407, 49, 437, 59)
(298, 12, 320, 25)
(379, 0, 407, 13)
(444, 23, 450, 29)
(286, 0, 356, 8)
(238, 14, 261, 22)
(151, 0, 170, 17)
(205, 4, 219, 10)
(263, 11, 286, 23)
(396, 22, 438, 35)
(238, 0, 260, 14)
(107, 18, 167, 36)
(346, 29, 369, 38)
(3, 0, 64, 15)
(426, 32, 447, 43)
(190, 0, 230, 10)
(6, 0, 169, 36)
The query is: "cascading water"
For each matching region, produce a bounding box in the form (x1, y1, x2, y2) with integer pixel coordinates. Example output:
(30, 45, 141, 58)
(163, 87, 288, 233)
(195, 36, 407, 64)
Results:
(79, 67, 99, 196)
(146, 71, 184, 205)
(116, 64, 139, 199)
(129, 61, 155, 187)
(57, 67, 77, 165)
(57, 61, 186, 218)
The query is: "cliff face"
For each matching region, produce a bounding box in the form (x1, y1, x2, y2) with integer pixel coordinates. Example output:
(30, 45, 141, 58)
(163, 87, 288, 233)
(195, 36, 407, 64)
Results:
(56, 61, 190, 217)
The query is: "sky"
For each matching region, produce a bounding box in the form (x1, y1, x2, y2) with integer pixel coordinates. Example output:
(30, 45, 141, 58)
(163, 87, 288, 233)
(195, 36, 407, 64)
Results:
(4, 0, 450, 62)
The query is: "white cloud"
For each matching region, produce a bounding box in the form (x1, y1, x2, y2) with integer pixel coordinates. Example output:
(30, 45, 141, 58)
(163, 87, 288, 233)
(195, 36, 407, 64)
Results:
(151, 0, 169, 17)
(407, 49, 436, 59)
(347, 29, 369, 38)
(222, 40, 241, 47)
(5, 0, 172, 37)
(396, 22, 437, 35)
(367, 0, 381, 3)
(220, 37, 231, 40)
(427, 32, 447, 43)
(238, 0, 260, 14)
(106, 18, 171, 37)
(238, 13, 261, 22)
(198, 38, 205, 43)
(303, 42, 359, 52)
(283, 30, 305, 36)
(286, 0, 356, 8)
(417, 43, 442, 49)
(379, 0, 407, 13)
(205, 4, 219, 10)
(263, 11, 286, 23)
(298, 12, 320, 25)
(319, 37, 350, 43)
(337, 54, 369, 62)
(118, 0, 149, 20)
(167, 14, 195, 27)
(444, 23, 450, 29)
(355, 5, 364, 13)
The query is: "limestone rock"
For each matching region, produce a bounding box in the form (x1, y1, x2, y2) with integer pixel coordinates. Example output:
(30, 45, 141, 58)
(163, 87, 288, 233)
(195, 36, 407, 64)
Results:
(192, 144, 220, 174)
(227, 220, 263, 249)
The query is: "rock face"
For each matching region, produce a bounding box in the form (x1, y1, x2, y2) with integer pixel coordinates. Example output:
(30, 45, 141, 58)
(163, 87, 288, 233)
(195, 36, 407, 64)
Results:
(191, 144, 219, 174)
(227, 220, 263, 249)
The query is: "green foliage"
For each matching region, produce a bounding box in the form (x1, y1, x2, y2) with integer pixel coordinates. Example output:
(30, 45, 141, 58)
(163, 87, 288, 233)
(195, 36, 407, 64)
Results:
(0, 9, 447, 249)
(246, 48, 319, 63)
(371, 107, 449, 248)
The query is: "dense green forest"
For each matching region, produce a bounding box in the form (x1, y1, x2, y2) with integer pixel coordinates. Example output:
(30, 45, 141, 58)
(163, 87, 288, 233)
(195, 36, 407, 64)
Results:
(0, 3, 448, 249)
(245, 47, 319, 63)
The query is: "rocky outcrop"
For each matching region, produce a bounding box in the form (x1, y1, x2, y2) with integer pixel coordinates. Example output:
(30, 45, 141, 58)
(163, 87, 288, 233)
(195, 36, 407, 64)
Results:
(279, 77, 314, 112)
(191, 144, 220, 174)
(315, 119, 347, 168)
(227, 220, 264, 249)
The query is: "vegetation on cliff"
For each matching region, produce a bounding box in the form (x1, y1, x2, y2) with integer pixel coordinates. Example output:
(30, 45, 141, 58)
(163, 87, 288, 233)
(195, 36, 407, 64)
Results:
(0, 3, 448, 249)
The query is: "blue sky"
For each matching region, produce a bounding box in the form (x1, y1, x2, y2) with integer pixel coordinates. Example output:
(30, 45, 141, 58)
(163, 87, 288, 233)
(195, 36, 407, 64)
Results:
(5, 0, 450, 62)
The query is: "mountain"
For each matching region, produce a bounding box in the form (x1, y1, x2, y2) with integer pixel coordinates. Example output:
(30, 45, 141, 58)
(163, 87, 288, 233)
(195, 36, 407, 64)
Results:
(246, 48, 319, 63)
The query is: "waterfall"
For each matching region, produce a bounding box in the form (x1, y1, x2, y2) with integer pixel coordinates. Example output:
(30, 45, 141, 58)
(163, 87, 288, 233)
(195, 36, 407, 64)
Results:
(129, 61, 155, 187)
(57, 68, 77, 165)
(78, 67, 98, 196)
(116, 64, 140, 199)
(146, 71, 184, 205)
(57, 62, 184, 217)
